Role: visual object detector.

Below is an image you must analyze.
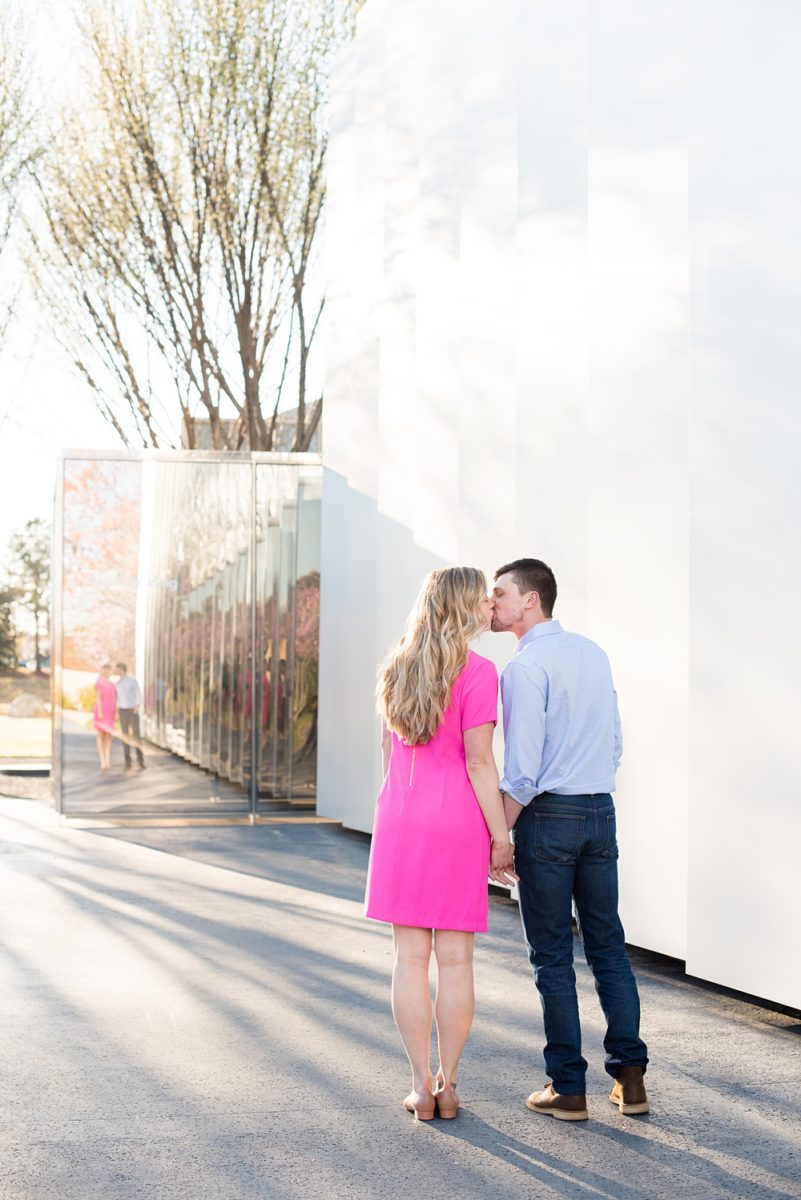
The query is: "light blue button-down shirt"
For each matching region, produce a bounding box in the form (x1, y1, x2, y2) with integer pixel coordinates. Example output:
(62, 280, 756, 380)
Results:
(115, 675, 141, 708)
(499, 620, 622, 805)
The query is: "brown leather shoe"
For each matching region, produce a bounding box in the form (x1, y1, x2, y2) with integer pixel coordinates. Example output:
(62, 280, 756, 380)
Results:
(609, 1066, 650, 1115)
(526, 1083, 588, 1121)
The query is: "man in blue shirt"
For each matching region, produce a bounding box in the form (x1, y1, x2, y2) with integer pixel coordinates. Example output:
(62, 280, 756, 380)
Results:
(492, 558, 648, 1121)
(115, 662, 146, 771)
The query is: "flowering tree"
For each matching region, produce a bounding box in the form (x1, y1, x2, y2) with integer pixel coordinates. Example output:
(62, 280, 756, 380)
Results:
(0, 12, 37, 345)
(32, 0, 359, 450)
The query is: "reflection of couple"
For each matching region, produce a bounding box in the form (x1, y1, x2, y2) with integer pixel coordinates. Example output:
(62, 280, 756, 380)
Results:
(92, 662, 146, 772)
(365, 559, 648, 1123)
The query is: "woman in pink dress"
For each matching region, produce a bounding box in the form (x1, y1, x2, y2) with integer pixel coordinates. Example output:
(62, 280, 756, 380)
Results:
(364, 566, 517, 1121)
(93, 663, 117, 771)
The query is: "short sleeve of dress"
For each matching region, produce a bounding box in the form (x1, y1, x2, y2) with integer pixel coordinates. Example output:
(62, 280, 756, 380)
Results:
(460, 655, 499, 732)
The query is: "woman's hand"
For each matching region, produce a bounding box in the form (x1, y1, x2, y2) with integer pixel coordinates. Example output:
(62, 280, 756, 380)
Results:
(489, 837, 519, 886)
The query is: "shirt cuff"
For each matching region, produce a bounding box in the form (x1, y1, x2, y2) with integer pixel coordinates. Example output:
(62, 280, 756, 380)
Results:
(499, 777, 537, 806)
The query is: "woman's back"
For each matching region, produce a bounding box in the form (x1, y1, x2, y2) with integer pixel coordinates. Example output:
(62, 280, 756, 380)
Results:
(365, 650, 498, 932)
(384, 649, 496, 775)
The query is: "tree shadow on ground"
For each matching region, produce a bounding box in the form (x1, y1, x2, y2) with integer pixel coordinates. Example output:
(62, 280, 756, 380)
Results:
(430, 1107, 801, 1200)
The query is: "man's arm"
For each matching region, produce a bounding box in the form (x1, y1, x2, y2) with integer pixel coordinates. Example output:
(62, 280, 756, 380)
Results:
(613, 689, 622, 769)
(498, 659, 548, 818)
(503, 792, 524, 830)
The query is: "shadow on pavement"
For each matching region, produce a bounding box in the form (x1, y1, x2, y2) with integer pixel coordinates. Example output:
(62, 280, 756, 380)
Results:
(94, 822, 372, 903)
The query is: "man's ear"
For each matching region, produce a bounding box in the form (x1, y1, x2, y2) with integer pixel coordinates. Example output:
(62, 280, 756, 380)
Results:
(526, 590, 540, 610)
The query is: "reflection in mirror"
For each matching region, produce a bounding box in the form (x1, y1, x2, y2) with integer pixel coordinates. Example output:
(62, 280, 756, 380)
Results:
(254, 465, 321, 809)
(57, 454, 321, 817)
(289, 472, 321, 804)
(139, 459, 252, 814)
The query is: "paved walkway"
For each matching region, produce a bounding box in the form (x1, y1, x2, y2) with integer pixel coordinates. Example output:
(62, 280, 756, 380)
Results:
(0, 715, 50, 759)
(59, 722, 248, 816)
(1, 796, 799, 1200)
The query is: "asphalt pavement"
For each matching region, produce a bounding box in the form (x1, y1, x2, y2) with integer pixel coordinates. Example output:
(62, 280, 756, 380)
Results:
(1, 795, 799, 1200)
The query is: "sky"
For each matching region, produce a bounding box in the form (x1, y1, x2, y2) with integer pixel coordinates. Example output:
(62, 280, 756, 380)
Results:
(0, 0, 120, 573)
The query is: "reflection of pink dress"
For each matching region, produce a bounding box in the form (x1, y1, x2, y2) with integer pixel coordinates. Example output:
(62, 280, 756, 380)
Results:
(364, 651, 499, 933)
(93, 678, 116, 733)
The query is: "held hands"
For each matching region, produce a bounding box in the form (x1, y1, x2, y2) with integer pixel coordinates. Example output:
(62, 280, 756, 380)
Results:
(489, 836, 519, 887)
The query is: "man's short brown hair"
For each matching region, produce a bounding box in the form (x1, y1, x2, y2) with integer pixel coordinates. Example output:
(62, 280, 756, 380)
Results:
(494, 558, 557, 617)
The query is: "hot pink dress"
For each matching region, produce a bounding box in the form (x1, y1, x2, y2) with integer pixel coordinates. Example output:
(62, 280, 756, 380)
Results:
(93, 677, 117, 734)
(364, 651, 499, 933)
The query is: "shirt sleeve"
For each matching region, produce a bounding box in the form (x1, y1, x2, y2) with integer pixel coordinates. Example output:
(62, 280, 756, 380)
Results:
(460, 656, 499, 731)
(499, 658, 548, 806)
(613, 689, 622, 769)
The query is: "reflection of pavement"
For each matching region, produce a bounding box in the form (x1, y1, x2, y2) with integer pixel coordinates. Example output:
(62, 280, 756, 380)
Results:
(61, 712, 248, 815)
(0, 715, 51, 759)
(2, 795, 800, 1200)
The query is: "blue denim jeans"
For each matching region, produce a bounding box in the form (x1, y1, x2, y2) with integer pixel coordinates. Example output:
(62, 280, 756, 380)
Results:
(512, 792, 648, 1095)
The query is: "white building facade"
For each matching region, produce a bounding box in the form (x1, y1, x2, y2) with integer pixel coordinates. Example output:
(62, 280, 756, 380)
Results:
(318, 0, 801, 1009)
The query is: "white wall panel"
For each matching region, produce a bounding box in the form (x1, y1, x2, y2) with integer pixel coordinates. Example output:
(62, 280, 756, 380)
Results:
(320, 0, 801, 1006)
(586, 0, 690, 957)
(686, 1, 801, 1007)
(514, 2, 590, 624)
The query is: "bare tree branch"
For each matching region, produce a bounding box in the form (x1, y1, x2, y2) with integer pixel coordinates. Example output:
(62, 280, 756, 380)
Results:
(0, 12, 39, 348)
(29, 0, 359, 448)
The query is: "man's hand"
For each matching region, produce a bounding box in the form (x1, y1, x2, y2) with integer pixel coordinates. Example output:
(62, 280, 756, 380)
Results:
(489, 838, 519, 887)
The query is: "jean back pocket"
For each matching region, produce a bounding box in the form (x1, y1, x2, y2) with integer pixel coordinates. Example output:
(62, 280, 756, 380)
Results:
(600, 812, 619, 859)
(533, 811, 585, 863)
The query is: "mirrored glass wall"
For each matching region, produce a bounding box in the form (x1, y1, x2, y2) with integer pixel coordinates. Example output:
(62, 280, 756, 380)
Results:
(54, 453, 321, 817)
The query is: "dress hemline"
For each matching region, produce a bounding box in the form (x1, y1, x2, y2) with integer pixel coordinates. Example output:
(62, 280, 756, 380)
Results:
(364, 911, 488, 934)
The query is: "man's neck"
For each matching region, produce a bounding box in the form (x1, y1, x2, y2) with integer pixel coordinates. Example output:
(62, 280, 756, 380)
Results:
(512, 614, 552, 641)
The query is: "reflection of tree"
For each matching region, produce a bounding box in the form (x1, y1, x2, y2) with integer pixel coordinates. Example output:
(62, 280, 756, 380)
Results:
(292, 570, 319, 760)
(294, 570, 320, 658)
(62, 460, 141, 669)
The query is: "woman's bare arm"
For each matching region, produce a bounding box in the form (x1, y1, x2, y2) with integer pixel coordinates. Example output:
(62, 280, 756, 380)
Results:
(464, 723, 518, 885)
(380, 721, 392, 777)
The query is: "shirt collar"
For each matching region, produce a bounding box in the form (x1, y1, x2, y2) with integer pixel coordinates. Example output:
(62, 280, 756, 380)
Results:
(517, 619, 563, 650)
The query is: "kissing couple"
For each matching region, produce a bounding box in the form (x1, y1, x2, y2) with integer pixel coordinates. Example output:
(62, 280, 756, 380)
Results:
(364, 559, 649, 1122)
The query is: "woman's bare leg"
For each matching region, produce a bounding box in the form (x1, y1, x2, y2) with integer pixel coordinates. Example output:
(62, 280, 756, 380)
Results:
(433, 929, 475, 1087)
(391, 925, 434, 1093)
(96, 732, 109, 768)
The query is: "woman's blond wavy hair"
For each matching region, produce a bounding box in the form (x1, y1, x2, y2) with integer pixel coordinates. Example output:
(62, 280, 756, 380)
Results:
(376, 566, 488, 746)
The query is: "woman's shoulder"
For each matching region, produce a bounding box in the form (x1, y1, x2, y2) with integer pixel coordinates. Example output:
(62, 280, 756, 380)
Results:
(462, 650, 499, 682)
